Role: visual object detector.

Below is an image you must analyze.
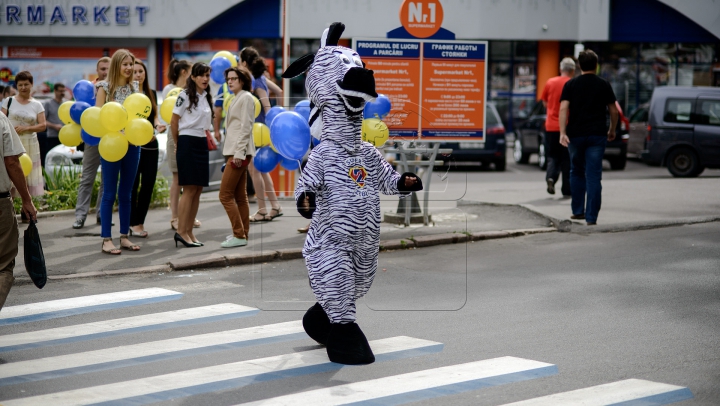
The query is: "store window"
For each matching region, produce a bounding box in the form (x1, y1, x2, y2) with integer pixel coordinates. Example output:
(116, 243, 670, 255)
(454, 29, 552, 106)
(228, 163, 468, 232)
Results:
(488, 41, 537, 132)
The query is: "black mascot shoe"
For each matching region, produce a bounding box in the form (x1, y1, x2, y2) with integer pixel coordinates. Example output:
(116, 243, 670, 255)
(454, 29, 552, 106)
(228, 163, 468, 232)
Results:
(326, 322, 375, 365)
(303, 302, 331, 345)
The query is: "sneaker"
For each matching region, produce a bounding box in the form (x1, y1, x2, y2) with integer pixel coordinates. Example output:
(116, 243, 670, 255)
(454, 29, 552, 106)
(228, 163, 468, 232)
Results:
(586, 222, 597, 226)
(72, 218, 85, 229)
(221, 237, 248, 248)
(570, 214, 585, 220)
(546, 179, 555, 195)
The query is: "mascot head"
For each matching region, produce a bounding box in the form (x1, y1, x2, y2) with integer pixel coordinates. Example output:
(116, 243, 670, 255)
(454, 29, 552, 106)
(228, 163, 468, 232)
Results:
(283, 22, 377, 153)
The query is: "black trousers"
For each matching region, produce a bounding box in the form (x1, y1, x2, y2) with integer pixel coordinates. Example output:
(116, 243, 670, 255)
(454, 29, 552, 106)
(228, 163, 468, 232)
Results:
(130, 139, 159, 226)
(545, 132, 571, 196)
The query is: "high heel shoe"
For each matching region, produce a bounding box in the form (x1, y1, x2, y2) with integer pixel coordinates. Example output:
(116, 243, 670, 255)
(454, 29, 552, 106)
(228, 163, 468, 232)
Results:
(174, 233, 201, 248)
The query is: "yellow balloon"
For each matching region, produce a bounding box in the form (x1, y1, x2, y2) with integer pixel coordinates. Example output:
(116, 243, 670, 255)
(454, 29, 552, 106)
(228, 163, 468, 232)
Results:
(58, 101, 74, 125)
(166, 87, 183, 98)
(59, 123, 83, 147)
(253, 97, 261, 118)
(252, 123, 270, 147)
(213, 51, 237, 68)
(99, 132, 129, 162)
(80, 107, 107, 137)
(19, 153, 32, 176)
(161, 97, 177, 124)
(125, 118, 154, 146)
(100, 102, 127, 132)
(123, 93, 152, 121)
(362, 118, 389, 147)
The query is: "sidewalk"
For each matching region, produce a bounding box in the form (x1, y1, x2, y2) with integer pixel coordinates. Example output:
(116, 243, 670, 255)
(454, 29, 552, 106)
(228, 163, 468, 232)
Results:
(12, 195, 553, 282)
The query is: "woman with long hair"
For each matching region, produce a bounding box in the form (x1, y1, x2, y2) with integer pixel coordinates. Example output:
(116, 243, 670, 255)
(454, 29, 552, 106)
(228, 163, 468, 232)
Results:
(1, 71, 46, 201)
(219, 66, 256, 248)
(95, 49, 141, 255)
(129, 60, 165, 238)
(162, 58, 200, 232)
(239, 47, 283, 222)
(170, 62, 213, 247)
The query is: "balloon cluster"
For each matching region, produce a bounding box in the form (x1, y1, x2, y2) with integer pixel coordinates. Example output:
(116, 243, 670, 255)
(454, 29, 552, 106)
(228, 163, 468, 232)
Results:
(361, 94, 392, 147)
(209, 51, 237, 85)
(252, 100, 312, 173)
(59, 80, 155, 162)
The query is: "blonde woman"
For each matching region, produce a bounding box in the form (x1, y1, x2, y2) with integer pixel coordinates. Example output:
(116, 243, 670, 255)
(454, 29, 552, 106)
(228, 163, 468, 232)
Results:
(95, 49, 141, 255)
(1, 71, 46, 215)
(219, 67, 256, 248)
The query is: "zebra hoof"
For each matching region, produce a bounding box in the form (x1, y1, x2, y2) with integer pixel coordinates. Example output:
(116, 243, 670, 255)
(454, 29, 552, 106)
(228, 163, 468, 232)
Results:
(303, 302, 331, 345)
(326, 322, 375, 365)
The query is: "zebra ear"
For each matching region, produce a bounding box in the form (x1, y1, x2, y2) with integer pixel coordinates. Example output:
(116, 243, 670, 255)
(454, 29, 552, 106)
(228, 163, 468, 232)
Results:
(282, 53, 315, 79)
(325, 22, 345, 47)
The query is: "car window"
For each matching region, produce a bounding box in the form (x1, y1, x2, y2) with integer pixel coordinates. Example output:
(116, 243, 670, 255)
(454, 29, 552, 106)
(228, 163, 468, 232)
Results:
(664, 99, 694, 123)
(529, 101, 545, 117)
(629, 107, 648, 123)
(696, 99, 720, 126)
(485, 104, 500, 126)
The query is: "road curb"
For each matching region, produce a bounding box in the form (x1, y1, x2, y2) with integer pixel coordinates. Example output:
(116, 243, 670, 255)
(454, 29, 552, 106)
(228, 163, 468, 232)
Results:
(17, 226, 555, 284)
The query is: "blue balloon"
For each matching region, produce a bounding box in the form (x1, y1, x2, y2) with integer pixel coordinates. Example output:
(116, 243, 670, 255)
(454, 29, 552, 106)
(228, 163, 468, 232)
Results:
(210, 57, 232, 84)
(270, 111, 311, 161)
(363, 94, 392, 119)
(294, 100, 311, 122)
(73, 80, 95, 104)
(70, 101, 91, 124)
(279, 155, 301, 171)
(312, 136, 321, 146)
(265, 106, 286, 127)
(81, 129, 100, 146)
(253, 146, 279, 173)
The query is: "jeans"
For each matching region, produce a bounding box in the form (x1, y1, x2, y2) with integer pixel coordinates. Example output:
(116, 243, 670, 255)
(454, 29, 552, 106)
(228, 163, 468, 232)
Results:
(130, 141, 159, 226)
(545, 132, 571, 196)
(100, 145, 141, 238)
(568, 135, 606, 223)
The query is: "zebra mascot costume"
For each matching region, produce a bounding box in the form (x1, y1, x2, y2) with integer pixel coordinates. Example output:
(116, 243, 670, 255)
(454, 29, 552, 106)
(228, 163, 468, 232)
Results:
(282, 22, 423, 365)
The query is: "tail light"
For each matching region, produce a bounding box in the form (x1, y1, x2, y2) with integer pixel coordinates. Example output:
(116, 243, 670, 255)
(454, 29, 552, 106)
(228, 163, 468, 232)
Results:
(646, 125, 652, 142)
(487, 126, 505, 136)
(620, 121, 627, 131)
(621, 133, 629, 143)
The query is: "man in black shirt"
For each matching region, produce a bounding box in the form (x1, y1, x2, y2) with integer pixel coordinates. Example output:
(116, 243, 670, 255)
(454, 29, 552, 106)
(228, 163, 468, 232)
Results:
(559, 50, 618, 225)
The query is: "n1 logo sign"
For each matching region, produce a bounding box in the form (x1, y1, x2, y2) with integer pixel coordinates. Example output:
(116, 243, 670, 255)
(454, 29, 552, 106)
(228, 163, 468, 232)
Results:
(399, 0, 444, 38)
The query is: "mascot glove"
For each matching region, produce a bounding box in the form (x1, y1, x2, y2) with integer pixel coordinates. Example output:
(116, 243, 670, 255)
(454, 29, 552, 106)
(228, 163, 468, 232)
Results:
(297, 192, 317, 219)
(398, 172, 423, 194)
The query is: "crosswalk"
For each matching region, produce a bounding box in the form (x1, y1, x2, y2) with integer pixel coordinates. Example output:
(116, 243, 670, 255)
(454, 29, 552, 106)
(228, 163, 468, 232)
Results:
(0, 287, 694, 405)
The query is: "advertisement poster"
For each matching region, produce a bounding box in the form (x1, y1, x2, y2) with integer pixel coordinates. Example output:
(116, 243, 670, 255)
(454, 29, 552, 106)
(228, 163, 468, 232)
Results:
(353, 38, 487, 141)
(0, 59, 101, 99)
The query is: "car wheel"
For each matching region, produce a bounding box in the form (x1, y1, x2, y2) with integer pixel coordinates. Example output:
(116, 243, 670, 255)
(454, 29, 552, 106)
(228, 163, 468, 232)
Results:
(609, 155, 627, 170)
(666, 147, 704, 177)
(513, 137, 529, 164)
(538, 143, 547, 170)
(495, 158, 506, 171)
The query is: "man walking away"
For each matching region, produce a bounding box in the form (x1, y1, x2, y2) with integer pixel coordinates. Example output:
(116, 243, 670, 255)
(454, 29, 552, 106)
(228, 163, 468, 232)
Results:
(73, 57, 110, 229)
(541, 58, 575, 197)
(559, 50, 617, 226)
(1, 113, 37, 310)
(42, 83, 66, 167)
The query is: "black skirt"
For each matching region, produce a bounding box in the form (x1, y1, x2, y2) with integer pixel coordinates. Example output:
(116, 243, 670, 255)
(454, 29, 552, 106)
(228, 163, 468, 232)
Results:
(176, 135, 209, 186)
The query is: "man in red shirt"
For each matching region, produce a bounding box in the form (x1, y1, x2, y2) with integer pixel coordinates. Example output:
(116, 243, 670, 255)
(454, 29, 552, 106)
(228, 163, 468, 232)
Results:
(540, 57, 576, 196)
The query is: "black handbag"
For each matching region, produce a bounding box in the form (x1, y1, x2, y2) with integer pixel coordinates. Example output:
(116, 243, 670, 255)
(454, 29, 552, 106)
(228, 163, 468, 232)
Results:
(23, 220, 47, 289)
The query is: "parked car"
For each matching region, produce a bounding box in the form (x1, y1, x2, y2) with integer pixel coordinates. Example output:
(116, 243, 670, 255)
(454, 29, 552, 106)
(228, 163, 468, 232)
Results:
(627, 103, 649, 158)
(513, 101, 629, 170)
(45, 130, 225, 191)
(437, 102, 507, 171)
(642, 86, 720, 177)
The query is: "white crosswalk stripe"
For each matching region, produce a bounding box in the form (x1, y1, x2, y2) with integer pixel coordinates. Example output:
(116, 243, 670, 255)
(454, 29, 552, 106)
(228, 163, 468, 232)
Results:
(236, 357, 558, 406)
(0, 321, 305, 387)
(0, 303, 258, 352)
(0, 288, 183, 325)
(0, 336, 444, 406)
(498, 379, 693, 406)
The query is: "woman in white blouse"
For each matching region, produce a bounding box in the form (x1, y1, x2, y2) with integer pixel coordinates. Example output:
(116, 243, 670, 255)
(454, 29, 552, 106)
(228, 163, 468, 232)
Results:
(1, 71, 46, 203)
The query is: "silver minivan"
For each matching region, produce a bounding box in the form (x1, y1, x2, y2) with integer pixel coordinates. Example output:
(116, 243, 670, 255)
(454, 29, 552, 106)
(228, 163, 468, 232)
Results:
(642, 86, 720, 177)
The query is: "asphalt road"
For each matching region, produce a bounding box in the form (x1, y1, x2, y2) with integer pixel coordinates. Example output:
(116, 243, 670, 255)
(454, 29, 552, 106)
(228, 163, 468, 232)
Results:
(2, 221, 718, 405)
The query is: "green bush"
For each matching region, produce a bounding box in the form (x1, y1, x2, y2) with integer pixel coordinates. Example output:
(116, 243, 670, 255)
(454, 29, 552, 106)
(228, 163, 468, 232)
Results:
(14, 168, 169, 213)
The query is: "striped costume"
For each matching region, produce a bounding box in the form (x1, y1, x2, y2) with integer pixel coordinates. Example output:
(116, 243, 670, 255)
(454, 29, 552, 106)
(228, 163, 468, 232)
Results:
(284, 22, 422, 365)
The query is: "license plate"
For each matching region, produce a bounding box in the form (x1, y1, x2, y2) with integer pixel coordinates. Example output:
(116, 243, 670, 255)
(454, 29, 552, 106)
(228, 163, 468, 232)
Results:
(459, 142, 484, 149)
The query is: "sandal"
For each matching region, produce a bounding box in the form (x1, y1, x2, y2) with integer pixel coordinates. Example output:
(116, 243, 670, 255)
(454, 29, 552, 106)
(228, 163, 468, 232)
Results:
(119, 235, 141, 251)
(129, 227, 149, 238)
(269, 207, 283, 219)
(249, 210, 272, 222)
(101, 238, 121, 255)
(170, 218, 178, 230)
(193, 219, 202, 228)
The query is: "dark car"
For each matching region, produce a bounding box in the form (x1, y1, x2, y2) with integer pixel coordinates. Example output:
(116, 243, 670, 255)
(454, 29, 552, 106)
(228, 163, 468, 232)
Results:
(642, 86, 720, 177)
(513, 101, 629, 170)
(438, 102, 507, 171)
